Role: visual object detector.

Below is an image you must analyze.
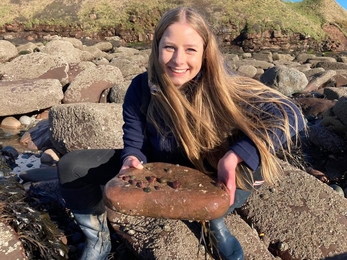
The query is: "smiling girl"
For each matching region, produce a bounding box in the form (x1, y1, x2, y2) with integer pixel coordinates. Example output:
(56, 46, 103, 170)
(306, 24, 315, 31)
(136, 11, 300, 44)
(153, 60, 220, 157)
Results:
(58, 6, 305, 260)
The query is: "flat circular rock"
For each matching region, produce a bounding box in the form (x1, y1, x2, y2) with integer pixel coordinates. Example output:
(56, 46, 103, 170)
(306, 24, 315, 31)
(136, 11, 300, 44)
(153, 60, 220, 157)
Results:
(104, 162, 230, 220)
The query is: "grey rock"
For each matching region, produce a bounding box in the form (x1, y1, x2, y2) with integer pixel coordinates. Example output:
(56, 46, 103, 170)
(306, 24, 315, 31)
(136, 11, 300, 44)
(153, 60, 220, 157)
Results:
(93, 41, 113, 52)
(332, 97, 347, 127)
(303, 67, 325, 78)
(41, 39, 82, 64)
(241, 161, 347, 260)
(272, 53, 295, 62)
(0, 79, 63, 116)
(308, 122, 346, 154)
(110, 57, 146, 79)
(0, 52, 69, 85)
(304, 70, 337, 92)
(237, 64, 258, 78)
(228, 59, 274, 70)
(260, 65, 308, 96)
(82, 45, 107, 59)
(305, 56, 337, 66)
(0, 40, 18, 62)
(316, 61, 347, 70)
(295, 53, 316, 63)
(61, 37, 84, 50)
(252, 51, 273, 62)
(49, 103, 124, 154)
(16, 42, 41, 54)
(109, 80, 131, 103)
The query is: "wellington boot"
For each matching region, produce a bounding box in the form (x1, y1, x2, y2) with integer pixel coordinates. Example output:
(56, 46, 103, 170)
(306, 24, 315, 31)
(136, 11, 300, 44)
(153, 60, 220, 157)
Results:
(209, 217, 244, 260)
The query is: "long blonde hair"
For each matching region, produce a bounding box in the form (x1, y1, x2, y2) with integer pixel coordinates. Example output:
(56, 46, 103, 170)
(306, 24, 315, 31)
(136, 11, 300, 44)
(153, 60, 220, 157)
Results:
(147, 6, 304, 189)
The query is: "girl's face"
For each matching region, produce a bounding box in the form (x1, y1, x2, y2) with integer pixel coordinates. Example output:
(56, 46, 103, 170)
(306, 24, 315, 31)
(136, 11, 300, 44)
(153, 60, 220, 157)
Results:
(158, 22, 204, 88)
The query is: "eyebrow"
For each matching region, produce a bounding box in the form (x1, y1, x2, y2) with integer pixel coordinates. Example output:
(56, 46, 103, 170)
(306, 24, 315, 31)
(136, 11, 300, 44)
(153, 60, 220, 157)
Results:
(161, 41, 200, 48)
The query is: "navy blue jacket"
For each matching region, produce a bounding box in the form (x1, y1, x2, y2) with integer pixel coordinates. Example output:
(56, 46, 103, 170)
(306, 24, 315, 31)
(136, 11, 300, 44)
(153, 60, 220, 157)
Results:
(121, 72, 305, 171)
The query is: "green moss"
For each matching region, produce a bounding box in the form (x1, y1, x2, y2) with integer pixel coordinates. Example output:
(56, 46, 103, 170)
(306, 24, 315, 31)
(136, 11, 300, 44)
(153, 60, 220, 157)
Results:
(0, 5, 16, 25)
(0, 0, 345, 44)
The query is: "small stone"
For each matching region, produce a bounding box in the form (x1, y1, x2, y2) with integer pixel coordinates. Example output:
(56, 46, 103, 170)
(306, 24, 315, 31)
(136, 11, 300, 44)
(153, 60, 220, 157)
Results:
(1, 116, 21, 129)
(158, 177, 167, 184)
(277, 241, 289, 251)
(162, 225, 171, 231)
(329, 184, 344, 197)
(19, 115, 33, 126)
(164, 168, 172, 173)
(170, 180, 180, 189)
(127, 229, 135, 235)
(143, 187, 151, 193)
(2, 146, 19, 160)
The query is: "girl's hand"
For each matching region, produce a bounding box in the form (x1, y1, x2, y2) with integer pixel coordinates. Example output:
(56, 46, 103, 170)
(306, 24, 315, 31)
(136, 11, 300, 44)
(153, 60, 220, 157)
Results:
(217, 150, 243, 205)
(119, 156, 144, 174)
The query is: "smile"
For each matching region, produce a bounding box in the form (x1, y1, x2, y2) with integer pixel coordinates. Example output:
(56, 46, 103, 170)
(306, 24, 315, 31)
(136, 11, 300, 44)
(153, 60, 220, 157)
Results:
(170, 68, 188, 73)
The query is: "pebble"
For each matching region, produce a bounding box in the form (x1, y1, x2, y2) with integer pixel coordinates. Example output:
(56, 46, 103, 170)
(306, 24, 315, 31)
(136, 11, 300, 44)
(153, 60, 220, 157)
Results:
(0, 116, 21, 129)
(19, 115, 34, 126)
(329, 184, 345, 197)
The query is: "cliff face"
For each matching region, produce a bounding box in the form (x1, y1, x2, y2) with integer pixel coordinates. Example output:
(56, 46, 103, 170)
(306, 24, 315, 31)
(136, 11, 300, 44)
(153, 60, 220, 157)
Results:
(0, 0, 346, 53)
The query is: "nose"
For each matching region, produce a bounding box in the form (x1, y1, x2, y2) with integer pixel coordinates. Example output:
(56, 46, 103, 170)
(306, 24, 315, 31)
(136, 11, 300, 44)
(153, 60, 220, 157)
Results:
(171, 49, 184, 65)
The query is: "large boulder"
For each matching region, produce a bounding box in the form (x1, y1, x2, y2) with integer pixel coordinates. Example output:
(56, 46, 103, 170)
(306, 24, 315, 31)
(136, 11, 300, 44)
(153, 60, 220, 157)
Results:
(0, 40, 18, 62)
(49, 103, 124, 154)
(260, 65, 308, 96)
(0, 52, 69, 85)
(0, 79, 63, 116)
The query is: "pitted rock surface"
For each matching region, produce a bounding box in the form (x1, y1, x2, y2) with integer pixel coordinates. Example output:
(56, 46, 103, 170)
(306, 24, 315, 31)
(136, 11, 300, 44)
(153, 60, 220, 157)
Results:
(49, 103, 123, 154)
(239, 161, 347, 260)
(105, 162, 230, 220)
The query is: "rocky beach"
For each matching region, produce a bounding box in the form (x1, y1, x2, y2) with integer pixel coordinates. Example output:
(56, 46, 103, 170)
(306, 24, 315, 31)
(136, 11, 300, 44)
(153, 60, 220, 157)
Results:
(0, 1, 347, 254)
(1, 16, 347, 260)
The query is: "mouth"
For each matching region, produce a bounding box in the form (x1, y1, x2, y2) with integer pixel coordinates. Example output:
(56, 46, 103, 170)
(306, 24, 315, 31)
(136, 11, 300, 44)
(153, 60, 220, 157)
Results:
(169, 67, 188, 74)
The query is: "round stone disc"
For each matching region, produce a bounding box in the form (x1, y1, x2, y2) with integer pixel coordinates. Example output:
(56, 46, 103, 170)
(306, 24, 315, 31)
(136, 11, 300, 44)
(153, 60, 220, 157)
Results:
(104, 162, 230, 220)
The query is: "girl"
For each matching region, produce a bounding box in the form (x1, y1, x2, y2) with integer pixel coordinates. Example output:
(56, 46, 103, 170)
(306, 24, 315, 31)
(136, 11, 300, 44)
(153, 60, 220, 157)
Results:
(58, 6, 305, 260)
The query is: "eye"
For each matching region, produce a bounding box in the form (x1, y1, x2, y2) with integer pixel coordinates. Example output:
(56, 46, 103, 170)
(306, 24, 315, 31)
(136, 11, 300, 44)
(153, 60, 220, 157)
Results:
(187, 48, 197, 53)
(164, 45, 175, 51)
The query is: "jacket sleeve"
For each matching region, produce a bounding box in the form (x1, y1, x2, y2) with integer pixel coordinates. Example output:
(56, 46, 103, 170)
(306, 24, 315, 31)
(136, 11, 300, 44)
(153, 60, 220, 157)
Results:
(120, 73, 149, 164)
(230, 98, 305, 171)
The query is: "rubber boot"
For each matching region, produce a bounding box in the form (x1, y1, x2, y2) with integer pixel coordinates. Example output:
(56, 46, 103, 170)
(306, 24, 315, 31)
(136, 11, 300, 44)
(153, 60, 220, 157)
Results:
(209, 216, 244, 260)
(208, 188, 251, 260)
(72, 201, 112, 260)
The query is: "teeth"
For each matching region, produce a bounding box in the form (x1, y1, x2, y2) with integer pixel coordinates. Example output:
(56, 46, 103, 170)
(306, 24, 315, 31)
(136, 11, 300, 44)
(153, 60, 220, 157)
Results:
(171, 68, 186, 73)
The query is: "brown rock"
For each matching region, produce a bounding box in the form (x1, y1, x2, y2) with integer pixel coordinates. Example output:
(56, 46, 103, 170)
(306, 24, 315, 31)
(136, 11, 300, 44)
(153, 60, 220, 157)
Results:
(104, 162, 230, 221)
(294, 97, 336, 117)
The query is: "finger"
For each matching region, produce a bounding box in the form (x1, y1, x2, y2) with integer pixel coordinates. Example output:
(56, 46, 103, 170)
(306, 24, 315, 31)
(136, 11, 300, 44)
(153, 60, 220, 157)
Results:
(134, 160, 144, 169)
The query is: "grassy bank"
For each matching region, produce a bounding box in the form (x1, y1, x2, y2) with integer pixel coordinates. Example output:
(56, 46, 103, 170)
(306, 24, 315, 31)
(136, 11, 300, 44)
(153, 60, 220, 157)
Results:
(1, 0, 346, 41)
